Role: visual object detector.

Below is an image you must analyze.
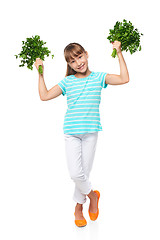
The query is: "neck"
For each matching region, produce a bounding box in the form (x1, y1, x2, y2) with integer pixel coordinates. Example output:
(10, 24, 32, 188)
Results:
(74, 68, 91, 78)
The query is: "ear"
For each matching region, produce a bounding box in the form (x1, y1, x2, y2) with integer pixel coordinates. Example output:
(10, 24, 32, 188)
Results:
(85, 51, 89, 58)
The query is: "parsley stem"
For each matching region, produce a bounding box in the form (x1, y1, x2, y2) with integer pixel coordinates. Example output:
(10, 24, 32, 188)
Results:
(38, 65, 43, 74)
(111, 48, 117, 58)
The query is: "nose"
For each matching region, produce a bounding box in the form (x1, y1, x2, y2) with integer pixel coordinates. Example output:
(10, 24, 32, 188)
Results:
(76, 58, 81, 66)
(77, 61, 80, 66)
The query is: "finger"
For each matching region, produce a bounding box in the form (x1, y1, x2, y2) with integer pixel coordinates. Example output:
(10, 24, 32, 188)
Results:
(38, 59, 43, 64)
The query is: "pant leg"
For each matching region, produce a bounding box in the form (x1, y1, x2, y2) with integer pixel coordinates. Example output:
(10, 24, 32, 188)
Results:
(81, 132, 98, 177)
(64, 132, 98, 204)
(73, 132, 99, 203)
(64, 134, 91, 204)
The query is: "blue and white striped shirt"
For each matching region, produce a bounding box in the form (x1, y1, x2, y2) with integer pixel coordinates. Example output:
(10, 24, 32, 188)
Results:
(58, 71, 108, 135)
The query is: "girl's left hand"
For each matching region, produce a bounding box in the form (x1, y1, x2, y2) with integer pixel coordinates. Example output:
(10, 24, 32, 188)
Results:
(112, 41, 121, 54)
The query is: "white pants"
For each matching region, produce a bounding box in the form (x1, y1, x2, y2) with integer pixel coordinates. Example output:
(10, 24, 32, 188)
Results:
(64, 132, 98, 204)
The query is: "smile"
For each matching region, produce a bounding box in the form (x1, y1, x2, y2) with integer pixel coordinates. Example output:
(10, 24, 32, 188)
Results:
(78, 64, 85, 69)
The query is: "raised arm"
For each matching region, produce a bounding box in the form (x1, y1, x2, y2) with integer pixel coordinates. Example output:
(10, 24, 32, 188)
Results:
(35, 58, 62, 101)
(105, 41, 130, 85)
(39, 74, 62, 101)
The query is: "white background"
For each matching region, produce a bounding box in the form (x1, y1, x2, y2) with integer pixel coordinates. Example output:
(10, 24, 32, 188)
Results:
(1, 0, 160, 239)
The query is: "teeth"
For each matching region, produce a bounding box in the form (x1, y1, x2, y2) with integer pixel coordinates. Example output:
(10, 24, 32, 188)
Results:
(78, 64, 84, 69)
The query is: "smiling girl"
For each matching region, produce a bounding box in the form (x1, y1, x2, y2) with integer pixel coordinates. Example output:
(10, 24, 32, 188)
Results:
(34, 41, 129, 227)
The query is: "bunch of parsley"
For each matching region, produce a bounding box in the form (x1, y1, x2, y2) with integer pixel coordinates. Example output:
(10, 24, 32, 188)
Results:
(107, 19, 143, 58)
(15, 35, 54, 74)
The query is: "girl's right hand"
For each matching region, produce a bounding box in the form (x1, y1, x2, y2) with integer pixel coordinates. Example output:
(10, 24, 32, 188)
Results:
(34, 58, 44, 73)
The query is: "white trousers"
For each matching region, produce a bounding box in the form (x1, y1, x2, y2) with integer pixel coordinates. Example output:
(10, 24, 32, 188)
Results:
(64, 132, 98, 204)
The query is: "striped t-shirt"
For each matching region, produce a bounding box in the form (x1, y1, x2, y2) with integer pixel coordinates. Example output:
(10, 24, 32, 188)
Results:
(57, 71, 108, 135)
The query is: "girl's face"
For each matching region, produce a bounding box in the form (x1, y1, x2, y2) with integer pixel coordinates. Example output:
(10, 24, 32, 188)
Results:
(68, 51, 89, 73)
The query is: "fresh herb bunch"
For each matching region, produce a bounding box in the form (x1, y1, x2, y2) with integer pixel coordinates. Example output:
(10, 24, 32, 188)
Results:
(107, 19, 143, 58)
(15, 35, 54, 74)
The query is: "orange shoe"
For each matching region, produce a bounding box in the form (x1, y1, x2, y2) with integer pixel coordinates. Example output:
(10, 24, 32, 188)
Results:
(88, 190, 100, 221)
(74, 212, 87, 227)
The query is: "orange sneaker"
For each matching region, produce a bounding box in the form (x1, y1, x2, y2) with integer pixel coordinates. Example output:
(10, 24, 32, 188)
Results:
(74, 212, 87, 227)
(88, 190, 100, 221)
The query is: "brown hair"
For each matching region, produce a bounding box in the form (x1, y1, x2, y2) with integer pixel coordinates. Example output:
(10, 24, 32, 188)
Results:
(64, 43, 86, 77)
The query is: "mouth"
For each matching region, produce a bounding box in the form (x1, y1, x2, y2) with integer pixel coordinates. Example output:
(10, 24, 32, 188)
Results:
(78, 63, 85, 70)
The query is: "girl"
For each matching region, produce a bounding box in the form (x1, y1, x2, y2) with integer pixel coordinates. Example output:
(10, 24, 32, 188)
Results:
(34, 41, 129, 227)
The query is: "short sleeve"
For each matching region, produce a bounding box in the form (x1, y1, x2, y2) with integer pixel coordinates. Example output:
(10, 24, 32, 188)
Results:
(99, 72, 108, 88)
(57, 78, 67, 96)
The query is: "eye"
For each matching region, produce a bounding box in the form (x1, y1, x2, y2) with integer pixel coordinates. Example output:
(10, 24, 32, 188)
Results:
(79, 55, 82, 58)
